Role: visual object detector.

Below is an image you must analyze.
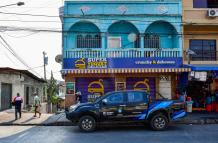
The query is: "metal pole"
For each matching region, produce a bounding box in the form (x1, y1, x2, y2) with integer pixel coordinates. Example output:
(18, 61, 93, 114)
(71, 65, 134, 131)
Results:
(188, 53, 190, 65)
(43, 51, 47, 80)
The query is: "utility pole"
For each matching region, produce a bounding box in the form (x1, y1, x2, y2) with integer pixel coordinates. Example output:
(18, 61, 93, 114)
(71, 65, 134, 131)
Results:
(43, 51, 48, 80)
(43, 51, 48, 103)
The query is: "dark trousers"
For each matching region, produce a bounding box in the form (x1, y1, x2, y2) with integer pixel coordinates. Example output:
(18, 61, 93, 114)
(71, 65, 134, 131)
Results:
(34, 106, 41, 116)
(15, 107, 21, 119)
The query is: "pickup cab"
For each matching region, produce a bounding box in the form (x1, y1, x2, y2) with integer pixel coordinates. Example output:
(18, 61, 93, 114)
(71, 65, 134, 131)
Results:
(66, 90, 186, 132)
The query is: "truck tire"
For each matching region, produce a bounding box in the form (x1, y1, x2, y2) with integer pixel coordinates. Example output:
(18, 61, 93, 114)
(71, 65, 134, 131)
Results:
(79, 115, 96, 132)
(149, 113, 168, 131)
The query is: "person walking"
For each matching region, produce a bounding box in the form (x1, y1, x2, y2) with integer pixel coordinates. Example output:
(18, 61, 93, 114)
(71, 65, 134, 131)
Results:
(33, 92, 41, 118)
(13, 93, 23, 120)
(75, 91, 82, 103)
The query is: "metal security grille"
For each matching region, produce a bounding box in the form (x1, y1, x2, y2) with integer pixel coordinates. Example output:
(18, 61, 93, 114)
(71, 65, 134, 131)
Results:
(76, 34, 101, 48)
(144, 34, 160, 49)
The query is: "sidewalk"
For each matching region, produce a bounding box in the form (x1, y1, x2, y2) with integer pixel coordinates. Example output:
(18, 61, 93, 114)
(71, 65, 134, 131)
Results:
(0, 109, 218, 126)
(0, 109, 72, 126)
(176, 112, 218, 125)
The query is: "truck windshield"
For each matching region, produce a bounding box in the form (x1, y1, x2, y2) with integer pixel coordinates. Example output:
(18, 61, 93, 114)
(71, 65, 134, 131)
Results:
(94, 92, 111, 103)
(94, 95, 105, 103)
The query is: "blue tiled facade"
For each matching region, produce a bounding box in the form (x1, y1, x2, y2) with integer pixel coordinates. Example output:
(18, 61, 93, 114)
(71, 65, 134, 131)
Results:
(61, 0, 190, 104)
(62, 0, 183, 60)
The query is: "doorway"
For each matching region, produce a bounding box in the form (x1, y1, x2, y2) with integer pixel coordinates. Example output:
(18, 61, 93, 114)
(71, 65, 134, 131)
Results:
(1, 83, 12, 111)
(187, 81, 208, 108)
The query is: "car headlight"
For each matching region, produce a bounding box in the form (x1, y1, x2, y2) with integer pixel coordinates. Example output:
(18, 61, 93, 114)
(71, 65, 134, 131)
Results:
(69, 103, 79, 111)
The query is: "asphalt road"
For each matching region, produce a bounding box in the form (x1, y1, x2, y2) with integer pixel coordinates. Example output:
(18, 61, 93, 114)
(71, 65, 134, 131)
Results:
(0, 124, 218, 143)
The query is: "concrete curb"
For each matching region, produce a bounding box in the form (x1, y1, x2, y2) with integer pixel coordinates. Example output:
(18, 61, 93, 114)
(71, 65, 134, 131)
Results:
(175, 118, 218, 125)
(0, 122, 74, 126)
(1, 119, 218, 126)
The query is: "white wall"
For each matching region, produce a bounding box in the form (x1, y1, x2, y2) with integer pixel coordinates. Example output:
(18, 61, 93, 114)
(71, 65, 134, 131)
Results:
(0, 73, 24, 108)
(0, 73, 44, 110)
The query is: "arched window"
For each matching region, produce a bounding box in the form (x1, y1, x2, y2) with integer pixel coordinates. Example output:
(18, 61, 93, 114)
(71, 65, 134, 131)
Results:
(70, 21, 101, 49)
(94, 34, 101, 48)
(145, 21, 178, 49)
(85, 35, 92, 48)
(107, 21, 140, 49)
(144, 34, 160, 49)
(76, 34, 101, 48)
(76, 35, 84, 48)
(134, 34, 140, 48)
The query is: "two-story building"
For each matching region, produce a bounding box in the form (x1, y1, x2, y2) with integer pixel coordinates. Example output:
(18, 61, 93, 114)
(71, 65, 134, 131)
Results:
(61, 0, 191, 106)
(183, 0, 218, 111)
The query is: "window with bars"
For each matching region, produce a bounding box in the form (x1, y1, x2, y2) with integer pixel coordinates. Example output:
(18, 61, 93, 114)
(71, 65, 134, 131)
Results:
(144, 34, 160, 49)
(208, 0, 218, 8)
(76, 34, 101, 48)
(190, 39, 216, 61)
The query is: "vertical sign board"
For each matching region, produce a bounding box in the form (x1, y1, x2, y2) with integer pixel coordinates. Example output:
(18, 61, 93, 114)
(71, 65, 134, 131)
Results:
(126, 77, 156, 99)
(76, 78, 115, 103)
(116, 82, 126, 91)
(159, 76, 172, 99)
(66, 82, 75, 95)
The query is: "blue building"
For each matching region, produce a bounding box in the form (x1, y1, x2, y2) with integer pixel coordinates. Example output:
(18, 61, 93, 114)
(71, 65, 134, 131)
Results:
(60, 0, 190, 105)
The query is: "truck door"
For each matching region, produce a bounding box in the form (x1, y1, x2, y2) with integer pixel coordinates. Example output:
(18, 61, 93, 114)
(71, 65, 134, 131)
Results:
(100, 92, 126, 121)
(123, 91, 148, 121)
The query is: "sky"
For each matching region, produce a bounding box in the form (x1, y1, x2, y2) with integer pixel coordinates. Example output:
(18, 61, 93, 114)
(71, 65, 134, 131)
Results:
(0, 0, 64, 80)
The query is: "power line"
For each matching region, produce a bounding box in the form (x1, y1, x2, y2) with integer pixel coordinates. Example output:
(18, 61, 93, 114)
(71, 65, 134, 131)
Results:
(3, 31, 40, 38)
(0, 19, 61, 23)
(0, 34, 43, 78)
(1, 26, 218, 36)
(0, 11, 59, 18)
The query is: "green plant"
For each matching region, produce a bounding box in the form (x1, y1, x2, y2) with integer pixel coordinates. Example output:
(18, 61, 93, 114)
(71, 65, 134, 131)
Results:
(47, 71, 58, 104)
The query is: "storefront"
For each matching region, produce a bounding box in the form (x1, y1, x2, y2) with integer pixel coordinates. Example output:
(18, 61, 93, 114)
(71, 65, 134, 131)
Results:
(187, 65, 218, 112)
(62, 57, 191, 106)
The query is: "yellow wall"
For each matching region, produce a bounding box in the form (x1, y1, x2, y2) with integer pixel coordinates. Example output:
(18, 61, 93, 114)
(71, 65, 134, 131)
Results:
(183, 0, 218, 24)
(183, 0, 218, 64)
(183, 25, 218, 64)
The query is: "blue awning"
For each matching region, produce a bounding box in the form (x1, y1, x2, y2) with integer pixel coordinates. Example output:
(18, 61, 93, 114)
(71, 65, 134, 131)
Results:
(186, 64, 218, 71)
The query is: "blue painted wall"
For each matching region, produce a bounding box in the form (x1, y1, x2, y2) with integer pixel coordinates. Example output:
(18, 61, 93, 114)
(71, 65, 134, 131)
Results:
(63, 0, 182, 54)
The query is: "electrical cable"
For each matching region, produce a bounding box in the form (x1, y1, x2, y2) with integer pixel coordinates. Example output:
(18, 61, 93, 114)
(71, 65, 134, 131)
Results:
(1, 26, 218, 36)
(0, 11, 59, 18)
(0, 34, 43, 78)
(3, 31, 40, 38)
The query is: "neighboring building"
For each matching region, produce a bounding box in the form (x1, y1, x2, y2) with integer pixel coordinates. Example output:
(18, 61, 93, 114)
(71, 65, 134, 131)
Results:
(57, 81, 66, 109)
(0, 67, 45, 111)
(183, 0, 218, 111)
(61, 0, 190, 107)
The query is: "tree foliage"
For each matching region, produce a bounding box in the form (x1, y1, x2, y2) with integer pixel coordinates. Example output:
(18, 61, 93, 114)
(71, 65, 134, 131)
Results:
(47, 71, 59, 104)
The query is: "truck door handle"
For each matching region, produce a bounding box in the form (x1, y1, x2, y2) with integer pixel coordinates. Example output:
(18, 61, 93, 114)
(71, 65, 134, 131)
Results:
(119, 105, 126, 107)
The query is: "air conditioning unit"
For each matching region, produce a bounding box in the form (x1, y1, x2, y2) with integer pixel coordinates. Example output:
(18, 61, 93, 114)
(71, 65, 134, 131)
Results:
(208, 9, 218, 17)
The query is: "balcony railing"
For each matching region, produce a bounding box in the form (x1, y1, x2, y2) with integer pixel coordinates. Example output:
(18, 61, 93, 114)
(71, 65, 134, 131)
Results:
(64, 48, 181, 58)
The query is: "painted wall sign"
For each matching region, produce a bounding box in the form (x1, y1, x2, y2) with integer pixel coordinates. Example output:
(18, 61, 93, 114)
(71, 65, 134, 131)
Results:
(126, 77, 156, 99)
(63, 57, 183, 69)
(74, 58, 107, 69)
(76, 78, 115, 102)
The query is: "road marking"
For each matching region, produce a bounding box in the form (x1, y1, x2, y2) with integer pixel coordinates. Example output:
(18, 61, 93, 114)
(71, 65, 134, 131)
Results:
(18, 132, 29, 138)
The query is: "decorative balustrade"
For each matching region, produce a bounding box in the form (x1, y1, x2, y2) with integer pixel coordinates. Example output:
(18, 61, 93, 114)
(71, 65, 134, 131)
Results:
(64, 48, 181, 58)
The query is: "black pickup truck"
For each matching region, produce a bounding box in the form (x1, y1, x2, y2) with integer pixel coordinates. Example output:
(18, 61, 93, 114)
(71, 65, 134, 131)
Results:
(66, 90, 186, 132)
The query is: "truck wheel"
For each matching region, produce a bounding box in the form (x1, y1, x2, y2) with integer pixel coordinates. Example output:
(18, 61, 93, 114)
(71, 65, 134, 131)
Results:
(150, 113, 168, 131)
(79, 115, 96, 132)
